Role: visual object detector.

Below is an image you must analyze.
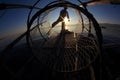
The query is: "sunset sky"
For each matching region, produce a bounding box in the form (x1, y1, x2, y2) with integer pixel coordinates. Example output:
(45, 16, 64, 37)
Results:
(0, 0, 120, 37)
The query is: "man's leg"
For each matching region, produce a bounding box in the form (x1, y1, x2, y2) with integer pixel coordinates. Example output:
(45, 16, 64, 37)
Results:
(52, 19, 61, 28)
(47, 18, 62, 35)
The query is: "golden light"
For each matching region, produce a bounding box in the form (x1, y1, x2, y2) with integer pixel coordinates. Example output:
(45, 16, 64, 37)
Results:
(65, 26, 68, 30)
(64, 17, 69, 30)
(64, 17, 68, 23)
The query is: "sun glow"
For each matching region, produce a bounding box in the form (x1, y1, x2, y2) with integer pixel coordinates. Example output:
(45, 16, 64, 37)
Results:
(65, 26, 68, 30)
(64, 17, 69, 30)
(64, 17, 68, 22)
(64, 17, 70, 25)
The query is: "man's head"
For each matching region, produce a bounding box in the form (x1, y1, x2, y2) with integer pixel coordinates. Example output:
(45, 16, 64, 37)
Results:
(64, 6, 67, 10)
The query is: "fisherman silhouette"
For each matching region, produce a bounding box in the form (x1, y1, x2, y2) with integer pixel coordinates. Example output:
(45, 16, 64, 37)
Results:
(47, 6, 70, 35)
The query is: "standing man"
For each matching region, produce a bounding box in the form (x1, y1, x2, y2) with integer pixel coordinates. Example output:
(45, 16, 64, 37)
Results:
(47, 6, 70, 35)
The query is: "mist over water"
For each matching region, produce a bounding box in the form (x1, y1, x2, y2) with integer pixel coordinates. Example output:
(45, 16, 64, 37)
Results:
(0, 32, 26, 52)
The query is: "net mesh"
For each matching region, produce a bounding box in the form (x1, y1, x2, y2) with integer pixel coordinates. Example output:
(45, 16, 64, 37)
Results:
(31, 32, 99, 72)
(29, 7, 100, 72)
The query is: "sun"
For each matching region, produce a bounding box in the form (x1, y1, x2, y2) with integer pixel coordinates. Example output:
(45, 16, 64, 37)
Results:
(64, 17, 68, 22)
(64, 17, 70, 30)
(63, 17, 68, 29)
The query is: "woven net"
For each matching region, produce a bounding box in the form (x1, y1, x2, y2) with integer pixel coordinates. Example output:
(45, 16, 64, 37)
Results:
(29, 7, 100, 72)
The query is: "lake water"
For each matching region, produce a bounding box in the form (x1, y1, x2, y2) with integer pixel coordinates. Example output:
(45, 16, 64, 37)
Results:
(0, 23, 120, 52)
